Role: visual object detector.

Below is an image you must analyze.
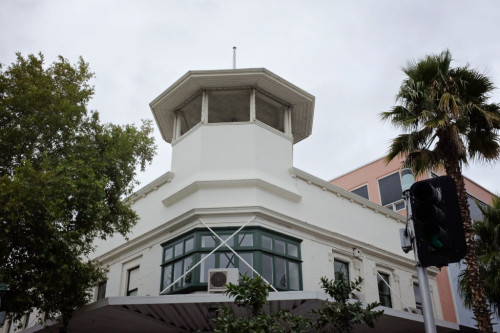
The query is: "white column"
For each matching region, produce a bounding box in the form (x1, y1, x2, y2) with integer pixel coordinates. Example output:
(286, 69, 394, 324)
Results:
(201, 90, 208, 123)
(284, 107, 292, 136)
(174, 111, 182, 140)
(172, 113, 178, 141)
(250, 88, 256, 121)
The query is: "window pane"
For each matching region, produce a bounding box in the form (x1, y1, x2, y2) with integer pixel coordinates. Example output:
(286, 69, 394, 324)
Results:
(413, 283, 422, 310)
(395, 201, 406, 211)
(162, 264, 172, 291)
(127, 266, 139, 296)
(262, 235, 272, 250)
(208, 90, 250, 123)
(377, 273, 392, 307)
(185, 237, 194, 253)
(97, 281, 107, 300)
(334, 260, 349, 281)
(220, 234, 234, 247)
(378, 173, 403, 206)
(255, 91, 285, 132)
(164, 247, 173, 261)
(380, 295, 391, 307)
(287, 243, 298, 257)
(275, 239, 285, 254)
(184, 256, 193, 286)
(238, 233, 253, 247)
(202, 235, 216, 248)
(468, 195, 484, 222)
(220, 252, 236, 269)
(351, 185, 369, 200)
(289, 262, 300, 290)
(200, 253, 216, 283)
(173, 261, 183, 289)
(174, 242, 183, 257)
(178, 93, 202, 135)
(238, 252, 253, 277)
(128, 267, 139, 290)
(262, 254, 273, 285)
(275, 257, 287, 288)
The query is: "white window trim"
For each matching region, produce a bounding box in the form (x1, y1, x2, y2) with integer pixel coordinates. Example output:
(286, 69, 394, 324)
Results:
(121, 255, 142, 297)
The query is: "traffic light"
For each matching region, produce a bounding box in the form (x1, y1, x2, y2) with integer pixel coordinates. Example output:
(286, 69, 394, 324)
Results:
(410, 176, 467, 268)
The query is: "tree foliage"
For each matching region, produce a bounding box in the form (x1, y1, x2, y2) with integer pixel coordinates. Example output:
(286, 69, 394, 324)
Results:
(381, 49, 500, 332)
(212, 275, 310, 333)
(0, 53, 156, 326)
(459, 196, 500, 316)
(381, 49, 500, 175)
(312, 274, 383, 332)
(212, 274, 383, 333)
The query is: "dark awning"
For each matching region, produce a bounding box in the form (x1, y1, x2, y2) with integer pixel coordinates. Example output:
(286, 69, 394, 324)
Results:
(25, 291, 459, 333)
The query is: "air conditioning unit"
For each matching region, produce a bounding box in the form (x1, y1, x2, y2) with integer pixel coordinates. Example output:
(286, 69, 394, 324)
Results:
(208, 268, 239, 293)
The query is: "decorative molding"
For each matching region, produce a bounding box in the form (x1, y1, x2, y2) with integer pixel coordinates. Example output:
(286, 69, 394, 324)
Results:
(94, 206, 417, 272)
(161, 179, 302, 207)
(129, 172, 174, 203)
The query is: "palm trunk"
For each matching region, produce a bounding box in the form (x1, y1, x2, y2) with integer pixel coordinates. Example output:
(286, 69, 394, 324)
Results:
(444, 162, 493, 333)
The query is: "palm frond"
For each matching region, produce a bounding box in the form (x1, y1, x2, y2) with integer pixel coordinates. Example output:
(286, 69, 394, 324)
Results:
(380, 105, 420, 130)
(453, 66, 496, 103)
(405, 150, 442, 176)
(467, 130, 500, 162)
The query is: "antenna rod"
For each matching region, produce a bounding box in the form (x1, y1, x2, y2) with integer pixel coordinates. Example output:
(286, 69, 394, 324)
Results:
(233, 46, 236, 69)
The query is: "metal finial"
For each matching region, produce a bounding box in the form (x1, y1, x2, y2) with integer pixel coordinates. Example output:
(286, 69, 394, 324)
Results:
(233, 47, 236, 69)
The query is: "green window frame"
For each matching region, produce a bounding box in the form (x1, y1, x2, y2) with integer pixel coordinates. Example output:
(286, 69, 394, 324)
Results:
(160, 227, 302, 294)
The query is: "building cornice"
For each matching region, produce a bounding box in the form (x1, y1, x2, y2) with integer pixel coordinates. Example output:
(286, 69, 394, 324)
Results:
(94, 205, 425, 274)
(161, 178, 302, 207)
(129, 172, 174, 203)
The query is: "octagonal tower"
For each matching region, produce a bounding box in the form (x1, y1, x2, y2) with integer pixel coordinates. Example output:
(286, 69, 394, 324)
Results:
(150, 68, 315, 204)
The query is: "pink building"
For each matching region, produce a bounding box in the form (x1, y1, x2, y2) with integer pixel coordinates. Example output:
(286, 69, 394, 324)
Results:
(331, 155, 497, 332)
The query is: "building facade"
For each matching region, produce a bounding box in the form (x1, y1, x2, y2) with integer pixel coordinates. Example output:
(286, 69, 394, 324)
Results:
(331, 155, 499, 332)
(6, 69, 462, 332)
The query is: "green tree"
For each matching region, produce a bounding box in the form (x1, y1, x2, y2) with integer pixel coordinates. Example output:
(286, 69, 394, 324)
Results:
(0, 53, 156, 327)
(459, 196, 500, 316)
(212, 274, 383, 333)
(381, 50, 500, 332)
(212, 274, 310, 333)
(312, 274, 383, 332)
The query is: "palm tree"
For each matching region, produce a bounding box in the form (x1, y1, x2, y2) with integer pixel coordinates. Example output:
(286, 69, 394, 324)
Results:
(459, 196, 500, 317)
(381, 50, 500, 332)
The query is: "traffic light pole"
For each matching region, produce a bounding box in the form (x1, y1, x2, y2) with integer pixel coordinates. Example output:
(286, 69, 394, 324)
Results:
(404, 190, 437, 333)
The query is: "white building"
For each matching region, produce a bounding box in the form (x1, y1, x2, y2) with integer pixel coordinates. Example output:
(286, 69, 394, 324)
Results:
(19, 68, 460, 332)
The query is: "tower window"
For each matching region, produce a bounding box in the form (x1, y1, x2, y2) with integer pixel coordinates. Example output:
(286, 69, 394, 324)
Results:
(208, 90, 250, 123)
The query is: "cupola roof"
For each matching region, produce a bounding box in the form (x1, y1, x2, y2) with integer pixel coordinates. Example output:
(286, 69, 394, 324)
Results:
(150, 68, 315, 144)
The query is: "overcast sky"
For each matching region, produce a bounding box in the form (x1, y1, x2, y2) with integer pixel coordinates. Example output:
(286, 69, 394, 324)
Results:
(2, 0, 500, 195)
